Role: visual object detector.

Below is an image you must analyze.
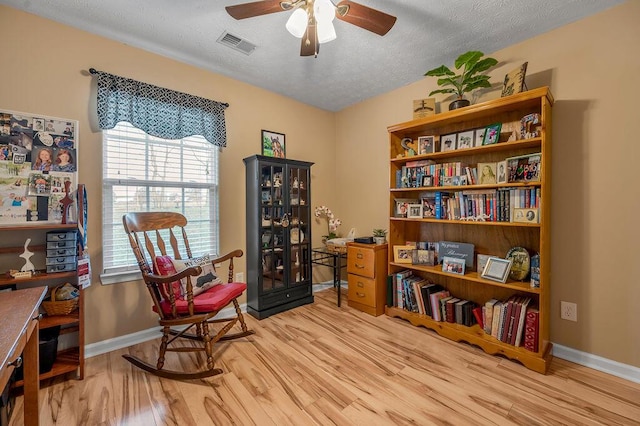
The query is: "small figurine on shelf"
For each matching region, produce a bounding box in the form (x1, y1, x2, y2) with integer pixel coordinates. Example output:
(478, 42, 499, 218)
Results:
(292, 177, 299, 188)
(20, 238, 35, 273)
(60, 180, 75, 224)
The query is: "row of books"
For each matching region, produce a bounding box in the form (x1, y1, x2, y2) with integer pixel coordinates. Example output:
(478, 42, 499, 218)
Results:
(392, 270, 540, 351)
(396, 160, 470, 189)
(427, 188, 540, 221)
(392, 271, 479, 327)
(482, 296, 539, 351)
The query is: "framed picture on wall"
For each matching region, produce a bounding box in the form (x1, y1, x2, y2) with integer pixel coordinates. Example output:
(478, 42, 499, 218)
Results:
(261, 130, 286, 159)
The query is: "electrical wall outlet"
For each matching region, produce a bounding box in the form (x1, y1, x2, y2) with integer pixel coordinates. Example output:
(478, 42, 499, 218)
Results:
(235, 272, 244, 282)
(560, 301, 577, 321)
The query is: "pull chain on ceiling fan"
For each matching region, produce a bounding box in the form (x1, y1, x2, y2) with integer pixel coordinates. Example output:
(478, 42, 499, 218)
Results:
(226, 0, 397, 57)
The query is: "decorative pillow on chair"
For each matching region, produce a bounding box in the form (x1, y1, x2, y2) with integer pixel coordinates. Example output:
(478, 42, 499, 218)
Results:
(171, 254, 222, 297)
(154, 255, 184, 301)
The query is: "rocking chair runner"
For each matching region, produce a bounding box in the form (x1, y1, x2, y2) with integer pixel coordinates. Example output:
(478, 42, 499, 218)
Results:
(122, 212, 255, 380)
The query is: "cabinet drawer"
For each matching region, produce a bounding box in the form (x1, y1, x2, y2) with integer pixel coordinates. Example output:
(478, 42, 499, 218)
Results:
(47, 231, 77, 242)
(260, 285, 310, 310)
(46, 263, 76, 273)
(347, 246, 375, 278)
(46, 240, 76, 249)
(46, 255, 77, 265)
(47, 248, 76, 257)
(348, 274, 376, 307)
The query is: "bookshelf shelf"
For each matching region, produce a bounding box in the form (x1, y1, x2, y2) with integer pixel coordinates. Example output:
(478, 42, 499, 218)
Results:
(386, 87, 553, 374)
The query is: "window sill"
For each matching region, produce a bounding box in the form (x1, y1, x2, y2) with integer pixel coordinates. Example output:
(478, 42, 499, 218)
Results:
(100, 270, 142, 285)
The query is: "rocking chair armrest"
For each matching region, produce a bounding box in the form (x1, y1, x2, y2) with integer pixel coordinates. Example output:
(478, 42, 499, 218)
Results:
(211, 249, 243, 265)
(144, 266, 202, 284)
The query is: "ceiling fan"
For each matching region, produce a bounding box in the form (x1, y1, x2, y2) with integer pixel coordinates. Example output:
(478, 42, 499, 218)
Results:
(226, 0, 397, 57)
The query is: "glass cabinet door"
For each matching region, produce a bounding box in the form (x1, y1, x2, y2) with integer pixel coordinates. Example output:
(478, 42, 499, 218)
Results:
(260, 164, 285, 293)
(287, 166, 310, 287)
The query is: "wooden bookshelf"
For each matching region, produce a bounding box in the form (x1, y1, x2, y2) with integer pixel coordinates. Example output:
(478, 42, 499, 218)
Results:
(386, 87, 553, 373)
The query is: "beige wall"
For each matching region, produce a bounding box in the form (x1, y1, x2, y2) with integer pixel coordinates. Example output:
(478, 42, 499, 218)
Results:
(0, 7, 338, 344)
(1, 2, 638, 369)
(337, 1, 639, 368)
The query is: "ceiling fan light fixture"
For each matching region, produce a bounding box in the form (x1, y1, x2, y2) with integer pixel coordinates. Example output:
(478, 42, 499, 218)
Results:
(317, 20, 336, 44)
(314, 0, 336, 23)
(286, 8, 308, 38)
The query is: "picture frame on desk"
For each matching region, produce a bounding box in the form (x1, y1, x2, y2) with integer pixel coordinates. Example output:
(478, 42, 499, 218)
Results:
(442, 256, 465, 275)
(393, 245, 414, 264)
(481, 257, 512, 283)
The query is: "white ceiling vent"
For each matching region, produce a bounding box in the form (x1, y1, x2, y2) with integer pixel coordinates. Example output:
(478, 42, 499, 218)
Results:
(217, 31, 257, 55)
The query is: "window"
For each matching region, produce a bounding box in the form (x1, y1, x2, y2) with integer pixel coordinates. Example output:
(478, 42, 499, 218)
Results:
(102, 122, 219, 281)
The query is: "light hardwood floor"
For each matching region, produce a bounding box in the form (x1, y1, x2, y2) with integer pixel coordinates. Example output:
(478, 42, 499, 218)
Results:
(10, 288, 640, 425)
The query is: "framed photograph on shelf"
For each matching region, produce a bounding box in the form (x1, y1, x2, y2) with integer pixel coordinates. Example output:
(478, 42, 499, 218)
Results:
(417, 136, 435, 155)
(456, 130, 474, 150)
(440, 133, 457, 152)
(506, 153, 541, 182)
(407, 204, 423, 219)
(477, 162, 497, 185)
(421, 196, 436, 217)
(422, 175, 433, 187)
(394, 198, 418, 218)
(412, 249, 435, 266)
(442, 256, 465, 275)
(496, 160, 508, 184)
(261, 130, 286, 159)
(481, 257, 513, 283)
(501, 62, 528, 97)
(482, 123, 502, 145)
(393, 245, 414, 264)
(474, 128, 485, 147)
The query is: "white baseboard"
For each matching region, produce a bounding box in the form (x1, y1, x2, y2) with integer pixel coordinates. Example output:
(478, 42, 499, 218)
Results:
(84, 303, 246, 358)
(85, 299, 640, 385)
(553, 344, 640, 384)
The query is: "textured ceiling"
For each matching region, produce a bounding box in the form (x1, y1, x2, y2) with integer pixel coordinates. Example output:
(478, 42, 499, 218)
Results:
(0, 0, 624, 111)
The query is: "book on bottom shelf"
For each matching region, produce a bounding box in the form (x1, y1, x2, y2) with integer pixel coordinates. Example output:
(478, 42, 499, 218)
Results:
(523, 307, 540, 352)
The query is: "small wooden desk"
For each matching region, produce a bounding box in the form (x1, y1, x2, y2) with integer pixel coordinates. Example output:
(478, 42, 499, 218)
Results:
(0, 286, 46, 426)
(311, 247, 347, 306)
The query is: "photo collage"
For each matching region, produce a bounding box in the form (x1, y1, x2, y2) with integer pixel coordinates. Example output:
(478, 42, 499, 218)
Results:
(0, 110, 78, 223)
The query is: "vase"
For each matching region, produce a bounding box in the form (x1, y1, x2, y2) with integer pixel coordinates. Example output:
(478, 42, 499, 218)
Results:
(449, 99, 470, 110)
(373, 237, 386, 245)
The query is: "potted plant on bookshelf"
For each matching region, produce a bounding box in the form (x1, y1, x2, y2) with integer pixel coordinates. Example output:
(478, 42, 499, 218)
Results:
(424, 51, 498, 110)
(372, 228, 387, 245)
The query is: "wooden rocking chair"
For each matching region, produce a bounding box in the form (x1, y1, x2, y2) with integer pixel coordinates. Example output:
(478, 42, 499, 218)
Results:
(122, 212, 255, 380)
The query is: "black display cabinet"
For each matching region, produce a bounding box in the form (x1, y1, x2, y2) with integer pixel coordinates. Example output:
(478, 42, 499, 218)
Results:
(243, 155, 314, 319)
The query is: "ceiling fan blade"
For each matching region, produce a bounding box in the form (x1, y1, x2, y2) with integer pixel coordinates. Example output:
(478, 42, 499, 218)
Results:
(300, 23, 319, 57)
(335, 1, 397, 36)
(226, 0, 287, 20)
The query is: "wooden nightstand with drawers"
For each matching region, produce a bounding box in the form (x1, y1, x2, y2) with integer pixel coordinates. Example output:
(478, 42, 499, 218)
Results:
(347, 242, 388, 316)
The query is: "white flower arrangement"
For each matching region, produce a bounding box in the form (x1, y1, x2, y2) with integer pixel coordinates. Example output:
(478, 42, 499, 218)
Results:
(314, 205, 342, 240)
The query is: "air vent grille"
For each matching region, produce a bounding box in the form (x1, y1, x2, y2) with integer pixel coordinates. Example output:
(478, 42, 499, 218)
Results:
(217, 31, 257, 55)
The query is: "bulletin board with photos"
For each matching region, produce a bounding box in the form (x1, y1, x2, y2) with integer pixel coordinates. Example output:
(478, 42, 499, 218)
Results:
(0, 109, 78, 224)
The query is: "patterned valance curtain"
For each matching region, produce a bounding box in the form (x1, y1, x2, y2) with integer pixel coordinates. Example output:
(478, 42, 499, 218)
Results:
(93, 70, 228, 147)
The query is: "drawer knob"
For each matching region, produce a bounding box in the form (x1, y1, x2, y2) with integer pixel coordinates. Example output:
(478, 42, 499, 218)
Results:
(355, 264, 365, 269)
(356, 292, 365, 298)
(8, 357, 22, 368)
(357, 282, 364, 288)
(357, 253, 363, 259)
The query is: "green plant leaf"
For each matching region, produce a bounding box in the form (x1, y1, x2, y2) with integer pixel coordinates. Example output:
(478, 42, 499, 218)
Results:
(455, 51, 483, 70)
(428, 88, 457, 96)
(462, 79, 493, 93)
(424, 65, 455, 77)
(466, 57, 498, 75)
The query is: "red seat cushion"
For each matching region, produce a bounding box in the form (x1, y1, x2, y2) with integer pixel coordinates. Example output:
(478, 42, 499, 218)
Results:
(154, 282, 246, 316)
